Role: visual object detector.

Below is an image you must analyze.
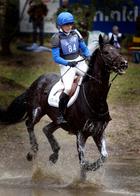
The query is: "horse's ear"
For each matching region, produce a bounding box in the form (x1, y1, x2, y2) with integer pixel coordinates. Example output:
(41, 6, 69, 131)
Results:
(109, 35, 114, 45)
(99, 34, 104, 47)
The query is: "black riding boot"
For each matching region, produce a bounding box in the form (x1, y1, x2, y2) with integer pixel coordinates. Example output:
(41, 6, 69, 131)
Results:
(57, 92, 69, 124)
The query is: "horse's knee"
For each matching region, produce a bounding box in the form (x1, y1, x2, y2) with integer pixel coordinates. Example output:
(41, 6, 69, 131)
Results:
(32, 107, 42, 124)
(43, 126, 50, 138)
(43, 122, 58, 137)
(49, 152, 59, 164)
(25, 119, 30, 127)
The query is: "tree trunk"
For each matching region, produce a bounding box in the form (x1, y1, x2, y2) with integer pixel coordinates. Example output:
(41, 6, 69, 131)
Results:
(1, 37, 12, 56)
(0, 0, 12, 55)
(0, 0, 18, 56)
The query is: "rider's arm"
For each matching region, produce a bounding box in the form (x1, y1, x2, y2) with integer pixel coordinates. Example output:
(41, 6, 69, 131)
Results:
(52, 47, 68, 66)
(74, 29, 91, 57)
(79, 40, 91, 57)
(51, 33, 68, 66)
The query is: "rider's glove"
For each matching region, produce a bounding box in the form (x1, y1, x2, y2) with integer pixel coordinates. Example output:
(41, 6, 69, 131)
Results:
(67, 61, 77, 67)
(86, 56, 91, 62)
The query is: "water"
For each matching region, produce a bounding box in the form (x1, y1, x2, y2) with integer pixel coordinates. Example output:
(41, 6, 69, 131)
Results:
(0, 157, 139, 196)
(0, 122, 139, 196)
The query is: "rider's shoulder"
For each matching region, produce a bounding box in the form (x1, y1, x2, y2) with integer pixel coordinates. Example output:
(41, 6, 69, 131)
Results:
(51, 32, 60, 40)
(72, 29, 83, 40)
(51, 33, 60, 46)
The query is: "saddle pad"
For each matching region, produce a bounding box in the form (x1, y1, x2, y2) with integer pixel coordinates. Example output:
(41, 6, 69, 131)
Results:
(48, 78, 82, 108)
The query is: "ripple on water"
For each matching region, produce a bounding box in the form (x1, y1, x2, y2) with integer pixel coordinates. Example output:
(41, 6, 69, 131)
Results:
(0, 156, 139, 196)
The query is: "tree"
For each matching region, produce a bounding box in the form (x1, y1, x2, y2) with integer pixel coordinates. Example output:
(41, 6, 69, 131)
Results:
(0, 0, 19, 55)
(56, 0, 96, 41)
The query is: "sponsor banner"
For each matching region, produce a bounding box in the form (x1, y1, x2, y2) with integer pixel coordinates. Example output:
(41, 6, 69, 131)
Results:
(19, 0, 140, 34)
(93, 5, 140, 33)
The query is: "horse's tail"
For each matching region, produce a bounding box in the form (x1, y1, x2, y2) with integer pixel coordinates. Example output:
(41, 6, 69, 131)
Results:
(0, 91, 28, 124)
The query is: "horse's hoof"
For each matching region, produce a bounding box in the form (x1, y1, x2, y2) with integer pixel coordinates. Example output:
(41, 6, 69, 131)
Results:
(101, 155, 107, 162)
(49, 153, 58, 164)
(26, 152, 33, 161)
(81, 161, 90, 171)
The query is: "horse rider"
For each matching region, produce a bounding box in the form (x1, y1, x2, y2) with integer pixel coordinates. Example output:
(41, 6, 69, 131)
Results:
(51, 11, 91, 124)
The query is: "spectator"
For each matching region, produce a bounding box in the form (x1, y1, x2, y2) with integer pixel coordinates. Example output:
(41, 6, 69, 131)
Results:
(27, 0, 48, 51)
(108, 25, 122, 49)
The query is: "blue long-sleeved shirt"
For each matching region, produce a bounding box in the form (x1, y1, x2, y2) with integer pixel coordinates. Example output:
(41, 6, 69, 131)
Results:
(51, 29, 90, 66)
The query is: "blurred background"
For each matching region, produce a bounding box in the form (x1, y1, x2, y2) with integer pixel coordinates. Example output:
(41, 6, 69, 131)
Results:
(0, 1, 140, 196)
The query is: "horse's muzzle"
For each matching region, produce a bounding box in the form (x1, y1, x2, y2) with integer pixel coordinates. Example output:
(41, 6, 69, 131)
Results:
(113, 59, 128, 75)
(118, 60, 128, 74)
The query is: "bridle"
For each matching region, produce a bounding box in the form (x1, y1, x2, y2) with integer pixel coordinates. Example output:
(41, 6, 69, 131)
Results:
(94, 44, 120, 86)
(82, 83, 110, 118)
(81, 44, 121, 117)
(61, 45, 120, 86)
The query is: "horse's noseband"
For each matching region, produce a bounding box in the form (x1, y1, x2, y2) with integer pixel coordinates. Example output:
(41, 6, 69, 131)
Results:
(100, 45, 127, 74)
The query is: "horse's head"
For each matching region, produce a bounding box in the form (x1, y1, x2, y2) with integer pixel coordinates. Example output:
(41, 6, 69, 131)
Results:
(97, 34, 128, 75)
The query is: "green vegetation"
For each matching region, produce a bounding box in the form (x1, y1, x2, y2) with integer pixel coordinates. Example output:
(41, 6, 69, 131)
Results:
(108, 62, 140, 105)
(0, 51, 140, 107)
(0, 51, 59, 107)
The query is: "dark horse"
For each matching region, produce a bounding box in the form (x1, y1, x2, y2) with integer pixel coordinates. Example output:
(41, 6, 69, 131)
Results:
(0, 35, 128, 178)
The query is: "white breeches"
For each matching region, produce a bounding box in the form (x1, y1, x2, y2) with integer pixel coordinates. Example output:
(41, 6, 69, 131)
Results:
(59, 56, 88, 95)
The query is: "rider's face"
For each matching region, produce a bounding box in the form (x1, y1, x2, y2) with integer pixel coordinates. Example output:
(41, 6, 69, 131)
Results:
(61, 24, 73, 33)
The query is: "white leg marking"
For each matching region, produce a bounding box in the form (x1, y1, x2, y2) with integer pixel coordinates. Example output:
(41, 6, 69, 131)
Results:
(101, 138, 108, 157)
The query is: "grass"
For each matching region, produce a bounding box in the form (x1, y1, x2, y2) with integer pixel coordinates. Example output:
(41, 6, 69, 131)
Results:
(108, 62, 140, 105)
(0, 50, 59, 107)
(0, 49, 140, 107)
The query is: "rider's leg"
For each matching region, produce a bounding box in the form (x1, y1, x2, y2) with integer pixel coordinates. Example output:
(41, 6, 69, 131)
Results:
(57, 92, 70, 124)
(76, 59, 89, 77)
(76, 60, 89, 83)
(57, 65, 75, 124)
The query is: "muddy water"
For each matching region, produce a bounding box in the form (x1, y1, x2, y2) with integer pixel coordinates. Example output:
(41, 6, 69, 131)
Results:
(0, 157, 139, 196)
(0, 119, 139, 196)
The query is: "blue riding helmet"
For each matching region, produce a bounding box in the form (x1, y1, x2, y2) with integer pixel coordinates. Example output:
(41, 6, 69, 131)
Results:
(57, 12, 74, 26)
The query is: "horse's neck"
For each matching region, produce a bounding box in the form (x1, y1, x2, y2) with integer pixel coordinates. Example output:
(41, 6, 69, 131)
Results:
(86, 55, 110, 104)
(94, 53, 110, 89)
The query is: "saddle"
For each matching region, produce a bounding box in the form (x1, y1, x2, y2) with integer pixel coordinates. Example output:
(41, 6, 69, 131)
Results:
(48, 76, 82, 108)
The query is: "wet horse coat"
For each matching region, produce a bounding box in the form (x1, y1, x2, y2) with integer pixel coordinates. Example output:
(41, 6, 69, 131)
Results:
(0, 35, 128, 178)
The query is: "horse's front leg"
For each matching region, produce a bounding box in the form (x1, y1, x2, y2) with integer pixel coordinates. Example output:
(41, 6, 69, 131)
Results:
(93, 121, 108, 158)
(76, 131, 88, 180)
(90, 121, 109, 171)
(43, 122, 60, 164)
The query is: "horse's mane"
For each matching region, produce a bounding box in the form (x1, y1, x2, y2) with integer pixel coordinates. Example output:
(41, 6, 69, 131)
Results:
(89, 37, 111, 67)
(89, 46, 99, 67)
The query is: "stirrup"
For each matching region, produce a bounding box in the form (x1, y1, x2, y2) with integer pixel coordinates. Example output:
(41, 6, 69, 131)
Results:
(57, 115, 67, 124)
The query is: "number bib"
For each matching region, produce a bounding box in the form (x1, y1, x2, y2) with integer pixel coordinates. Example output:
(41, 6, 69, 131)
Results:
(60, 34, 79, 55)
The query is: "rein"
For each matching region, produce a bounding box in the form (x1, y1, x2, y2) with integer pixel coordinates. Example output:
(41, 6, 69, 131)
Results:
(98, 45, 119, 87)
(82, 84, 109, 117)
(109, 73, 118, 88)
(61, 53, 118, 87)
(76, 67, 101, 83)
(81, 46, 120, 117)
(60, 58, 87, 79)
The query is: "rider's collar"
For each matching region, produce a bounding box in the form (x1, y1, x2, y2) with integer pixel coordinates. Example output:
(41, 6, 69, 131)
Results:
(59, 28, 71, 36)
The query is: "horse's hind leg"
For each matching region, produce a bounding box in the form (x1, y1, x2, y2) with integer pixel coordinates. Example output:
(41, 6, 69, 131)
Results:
(43, 122, 60, 164)
(26, 107, 42, 161)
